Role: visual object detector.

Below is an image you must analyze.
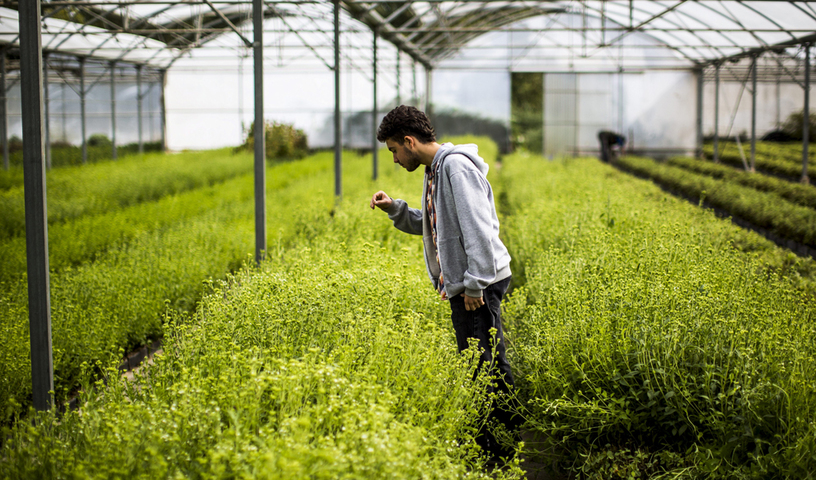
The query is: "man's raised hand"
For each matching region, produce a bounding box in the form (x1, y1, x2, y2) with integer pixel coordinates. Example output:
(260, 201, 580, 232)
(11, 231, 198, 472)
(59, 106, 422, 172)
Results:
(370, 191, 393, 210)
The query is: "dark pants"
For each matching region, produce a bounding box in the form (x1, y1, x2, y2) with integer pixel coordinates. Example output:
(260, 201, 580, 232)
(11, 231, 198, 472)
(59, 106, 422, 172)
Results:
(449, 276, 520, 456)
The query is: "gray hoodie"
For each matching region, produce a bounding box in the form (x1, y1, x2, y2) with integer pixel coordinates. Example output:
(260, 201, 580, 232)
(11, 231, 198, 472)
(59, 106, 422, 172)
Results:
(385, 143, 512, 298)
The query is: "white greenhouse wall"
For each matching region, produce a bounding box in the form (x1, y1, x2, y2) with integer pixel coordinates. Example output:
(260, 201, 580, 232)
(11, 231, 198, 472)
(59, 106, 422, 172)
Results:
(165, 61, 427, 152)
(703, 81, 816, 139)
(6, 79, 162, 147)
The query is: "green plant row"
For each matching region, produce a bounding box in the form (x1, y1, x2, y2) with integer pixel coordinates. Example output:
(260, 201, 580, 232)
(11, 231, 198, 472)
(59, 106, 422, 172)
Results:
(497, 153, 816, 478)
(702, 141, 816, 182)
(0, 148, 254, 241)
(0, 151, 340, 424)
(0, 140, 163, 192)
(5, 139, 163, 171)
(703, 141, 816, 164)
(0, 156, 329, 284)
(0, 139, 522, 479)
(666, 156, 816, 210)
(616, 155, 816, 247)
(0, 167, 24, 191)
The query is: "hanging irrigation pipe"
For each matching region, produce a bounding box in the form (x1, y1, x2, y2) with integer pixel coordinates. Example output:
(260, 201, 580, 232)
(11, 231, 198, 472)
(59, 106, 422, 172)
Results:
(734, 133, 750, 171)
(720, 62, 753, 171)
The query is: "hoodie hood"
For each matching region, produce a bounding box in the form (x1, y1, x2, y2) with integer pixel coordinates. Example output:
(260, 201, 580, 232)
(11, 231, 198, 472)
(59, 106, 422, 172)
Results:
(431, 142, 489, 176)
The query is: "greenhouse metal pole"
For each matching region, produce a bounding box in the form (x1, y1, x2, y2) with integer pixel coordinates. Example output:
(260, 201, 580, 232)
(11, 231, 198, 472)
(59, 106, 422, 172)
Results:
(2, 48, 8, 171)
(803, 44, 810, 184)
(334, 0, 342, 198)
(696, 68, 703, 158)
(372, 27, 378, 181)
(714, 62, 720, 163)
(43, 56, 50, 169)
(19, 0, 54, 412)
(137, 65, 143, 154)
(160, 69, 167, 152)
(80, 57, 87, 164)
(425, 67, 432, 117)
(253, 0, 266, 264)
(412, 59, 417, 104)
(110, 61, 117, 160)
(396, 49, 401, 105)
(750, 55, 757, 172)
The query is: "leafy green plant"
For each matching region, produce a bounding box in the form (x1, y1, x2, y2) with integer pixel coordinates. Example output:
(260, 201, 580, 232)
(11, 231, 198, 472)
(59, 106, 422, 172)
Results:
(498, 153, 816, 478)
(7, 139, 163, 170)
(0, 151, 339, 423)
(0, 138, 523, 479)
(616, 155, 816, 248)
(0, 148, 253, 241)
(781, 109, 816, 141)
(703, 140, 815, 182)
(236, 120, 309, 161)
(667, 156, 816, 209)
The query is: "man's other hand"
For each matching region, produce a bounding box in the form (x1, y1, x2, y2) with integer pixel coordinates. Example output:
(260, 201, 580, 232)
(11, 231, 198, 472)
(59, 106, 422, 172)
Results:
(370, 191, 392, 210)
(462, 293, 484, 311)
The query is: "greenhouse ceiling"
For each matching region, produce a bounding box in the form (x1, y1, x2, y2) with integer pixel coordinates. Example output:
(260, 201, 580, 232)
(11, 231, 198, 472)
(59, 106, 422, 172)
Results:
(1, 1, 815, 71)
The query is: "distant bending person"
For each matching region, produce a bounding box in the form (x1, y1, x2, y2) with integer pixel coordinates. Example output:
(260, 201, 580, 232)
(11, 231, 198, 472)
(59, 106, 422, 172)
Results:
(598, 130, 626, 163)
(369, 105, 520, 463)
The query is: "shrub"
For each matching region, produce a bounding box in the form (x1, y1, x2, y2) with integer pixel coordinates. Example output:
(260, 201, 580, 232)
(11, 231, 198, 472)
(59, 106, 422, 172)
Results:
(237, 121, 309, 161)
(781, 109, 816, 141)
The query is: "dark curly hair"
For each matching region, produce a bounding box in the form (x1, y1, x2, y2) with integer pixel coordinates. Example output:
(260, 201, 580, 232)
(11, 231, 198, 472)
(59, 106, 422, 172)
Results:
(376, 105, 436, 144)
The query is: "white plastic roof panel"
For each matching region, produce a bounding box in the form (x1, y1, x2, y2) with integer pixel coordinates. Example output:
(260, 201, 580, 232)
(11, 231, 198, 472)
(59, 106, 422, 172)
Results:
(0, 1, 814, 71)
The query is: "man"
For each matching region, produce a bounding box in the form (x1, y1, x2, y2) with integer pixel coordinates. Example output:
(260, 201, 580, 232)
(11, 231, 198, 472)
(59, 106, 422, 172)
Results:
(597, 130, 626, 163)
(369, 105, 519, 461)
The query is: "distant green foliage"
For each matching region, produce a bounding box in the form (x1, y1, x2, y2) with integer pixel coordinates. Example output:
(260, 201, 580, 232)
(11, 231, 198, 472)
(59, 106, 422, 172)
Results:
(0, 167, 23, 192)
(237, 120, 309, 161)
(703, 140, 815, 182)
(781, 109, 816, 141)
(617, 155, 816, 247)
(432, 110, 511, 153)
(667, 156, 816, 210)
(510, 72, 543, 154)
(7, 134, 163, 170)
(0, 148, 251, 241)
(499, 153, 816, 478)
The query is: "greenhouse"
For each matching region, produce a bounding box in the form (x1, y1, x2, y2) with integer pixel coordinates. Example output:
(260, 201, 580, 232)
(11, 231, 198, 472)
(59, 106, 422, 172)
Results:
(2, 1, 816, 478)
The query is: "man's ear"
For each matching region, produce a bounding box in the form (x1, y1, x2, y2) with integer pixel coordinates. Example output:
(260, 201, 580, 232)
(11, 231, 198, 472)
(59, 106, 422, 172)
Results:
(403, 135, 415, 149)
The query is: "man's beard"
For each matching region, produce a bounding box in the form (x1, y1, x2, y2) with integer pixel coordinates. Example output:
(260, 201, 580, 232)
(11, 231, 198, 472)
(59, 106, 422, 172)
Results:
(403, 148, 422, 172)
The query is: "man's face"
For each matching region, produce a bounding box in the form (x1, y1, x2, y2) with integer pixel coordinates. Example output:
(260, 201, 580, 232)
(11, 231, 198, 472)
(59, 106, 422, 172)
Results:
(386, 137, 422, 172)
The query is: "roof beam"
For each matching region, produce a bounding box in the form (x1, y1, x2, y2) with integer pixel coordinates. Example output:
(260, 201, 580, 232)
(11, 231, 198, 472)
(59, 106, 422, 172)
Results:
(202, 0, 253, 46)
(341, 1, 433, 69)
(713, 32, 816, 64)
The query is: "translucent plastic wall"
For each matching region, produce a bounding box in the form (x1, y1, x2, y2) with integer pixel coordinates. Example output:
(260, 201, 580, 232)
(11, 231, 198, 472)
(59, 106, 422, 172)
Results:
(5, 70, 163, 147)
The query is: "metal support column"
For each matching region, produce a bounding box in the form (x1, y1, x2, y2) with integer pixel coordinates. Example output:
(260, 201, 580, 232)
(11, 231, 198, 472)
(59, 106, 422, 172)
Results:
(80, 57, 87, 164)
(714, 62, 720, 163)
(750, 55, 757, 172)
(253, 0, 266, 264)
(803, 44, 811, 184)
(1, 48, 7, 170)
(412, 60, 417, 104)
(425, 67, 432, 117)
(136, 65, 143, 154)
(372, 28, 378, 180)
(43, 55, 50, 169)
(160, 69, 167, 152)
(334, 0, 342, 198)
(395, 49, 401, 105)
(20, 0, 54, 412)
(695, 67, 703, 158)
(110, 61, 117, 160)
